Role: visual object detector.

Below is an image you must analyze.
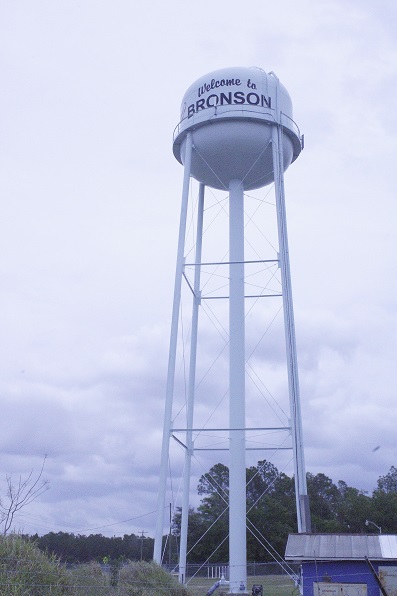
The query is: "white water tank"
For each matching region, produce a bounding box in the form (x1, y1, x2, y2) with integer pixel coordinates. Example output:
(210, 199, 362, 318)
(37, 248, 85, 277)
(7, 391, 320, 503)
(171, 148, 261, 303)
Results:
(173, 66, 302, 190)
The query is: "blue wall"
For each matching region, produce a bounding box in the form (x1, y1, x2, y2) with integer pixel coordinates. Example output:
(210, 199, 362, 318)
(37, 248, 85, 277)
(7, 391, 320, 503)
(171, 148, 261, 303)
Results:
(301, 561, 395, 596)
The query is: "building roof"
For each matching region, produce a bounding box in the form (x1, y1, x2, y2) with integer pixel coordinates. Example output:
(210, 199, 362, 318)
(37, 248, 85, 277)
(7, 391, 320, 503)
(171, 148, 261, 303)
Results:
(285, 534, 397, 562)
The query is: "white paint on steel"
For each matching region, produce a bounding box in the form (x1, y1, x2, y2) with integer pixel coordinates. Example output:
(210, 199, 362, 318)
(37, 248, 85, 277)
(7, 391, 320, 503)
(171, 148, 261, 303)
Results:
(272, 123, 310, 532)
(153, 132, 193, 564)
(228, 178, 248, 593)
(178, 182, 205, 584)
(154, 67, 311, 592)
(173, 67, 300, 190)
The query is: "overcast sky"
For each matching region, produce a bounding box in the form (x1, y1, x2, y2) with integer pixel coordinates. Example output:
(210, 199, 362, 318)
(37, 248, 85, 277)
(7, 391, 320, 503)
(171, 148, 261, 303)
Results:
(0, 0, 396, 541)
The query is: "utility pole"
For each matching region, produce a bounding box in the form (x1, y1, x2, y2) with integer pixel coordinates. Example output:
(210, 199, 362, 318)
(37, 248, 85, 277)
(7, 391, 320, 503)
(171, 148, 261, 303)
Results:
(139, 530, 147, 561)
(169, 503, 172, 567)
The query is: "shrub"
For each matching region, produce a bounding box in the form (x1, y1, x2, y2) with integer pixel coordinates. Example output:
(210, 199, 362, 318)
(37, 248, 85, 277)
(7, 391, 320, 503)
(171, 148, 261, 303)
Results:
(0, 534, 69, 595)
(65, 562, 110, 594)
(118, 560, 191, 595)
(0, 536, 191, 595)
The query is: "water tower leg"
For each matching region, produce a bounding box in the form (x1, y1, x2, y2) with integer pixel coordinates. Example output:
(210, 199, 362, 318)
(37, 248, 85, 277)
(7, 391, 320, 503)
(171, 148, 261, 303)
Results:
(178, 182, 205, 583)
(153, 132, 193, 564)
(228, 179, 248, 594)
(271, 125, 311, 533)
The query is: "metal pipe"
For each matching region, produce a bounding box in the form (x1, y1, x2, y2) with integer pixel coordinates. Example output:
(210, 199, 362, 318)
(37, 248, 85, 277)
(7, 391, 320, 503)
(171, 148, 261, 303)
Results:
(271, 125, 311, 533)
(179, 182, 205, 582)
(228, 178, 247, 593)
(153, 132, 193, 563)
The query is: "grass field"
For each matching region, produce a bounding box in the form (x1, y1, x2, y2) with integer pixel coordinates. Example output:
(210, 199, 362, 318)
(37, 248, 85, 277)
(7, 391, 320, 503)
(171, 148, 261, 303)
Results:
(185, 574, 299, 595)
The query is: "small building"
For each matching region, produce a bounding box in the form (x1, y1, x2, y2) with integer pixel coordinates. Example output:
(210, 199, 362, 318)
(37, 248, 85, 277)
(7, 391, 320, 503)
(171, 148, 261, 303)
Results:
(285, 534, 397, 596)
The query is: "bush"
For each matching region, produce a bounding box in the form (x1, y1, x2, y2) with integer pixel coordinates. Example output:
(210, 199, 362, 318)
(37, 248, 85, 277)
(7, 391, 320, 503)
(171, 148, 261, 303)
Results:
(0, 534, 69, 595)
(0, 536, 190, 595)
(65, 562, 110, 594)
(118, 560, 191, 595)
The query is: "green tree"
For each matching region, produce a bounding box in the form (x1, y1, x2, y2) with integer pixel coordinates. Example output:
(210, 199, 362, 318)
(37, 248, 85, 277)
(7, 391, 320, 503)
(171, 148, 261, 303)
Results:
(246, 462, 297, 560)
(181, 460, 298, 563)
(172, 506, 211, 563)
(369, 490, 397, 533)
(35, 531, 154, 564)
(377, 466, 397, 493)
(196, 463, 229, 561)
(307, 472, 342, 532)
(198, 463, 229, 514)
(368, 466, 397, 534)
(336, 481, 371, 533)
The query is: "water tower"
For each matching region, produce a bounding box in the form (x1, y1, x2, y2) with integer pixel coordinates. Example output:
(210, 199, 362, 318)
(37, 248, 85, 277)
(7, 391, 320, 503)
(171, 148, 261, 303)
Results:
(153, 67, 311, 594)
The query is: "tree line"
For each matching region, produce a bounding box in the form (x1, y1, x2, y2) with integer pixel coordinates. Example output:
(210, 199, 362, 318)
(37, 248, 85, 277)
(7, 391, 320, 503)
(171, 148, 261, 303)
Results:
(172, 461, 397, 563)
(26, 462, 397, 564)
(28, 531, 155, 564)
